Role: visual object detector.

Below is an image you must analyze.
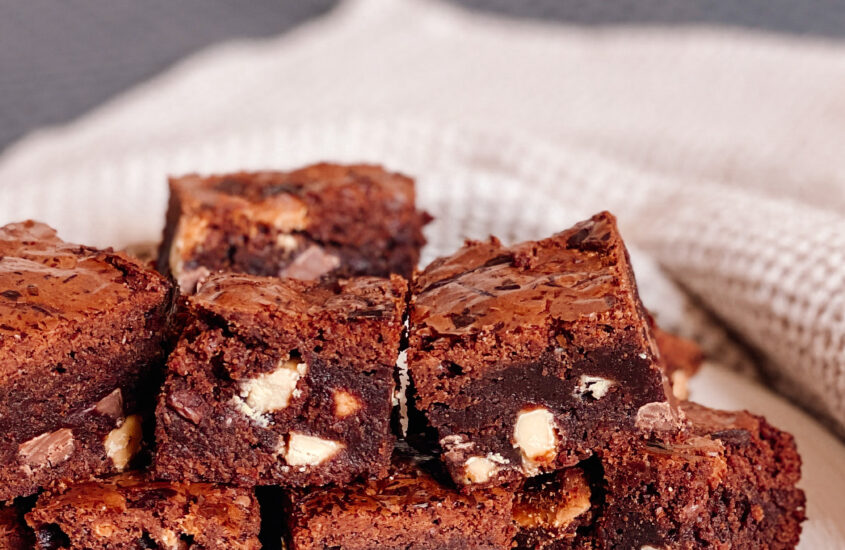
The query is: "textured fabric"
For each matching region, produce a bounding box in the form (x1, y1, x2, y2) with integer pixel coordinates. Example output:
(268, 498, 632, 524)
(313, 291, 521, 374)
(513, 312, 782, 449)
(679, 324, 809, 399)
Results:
(0, 0, 843, 545)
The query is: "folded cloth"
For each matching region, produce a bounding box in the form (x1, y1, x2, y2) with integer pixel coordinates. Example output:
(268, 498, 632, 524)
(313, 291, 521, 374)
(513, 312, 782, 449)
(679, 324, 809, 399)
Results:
(0, 0, 844, 545)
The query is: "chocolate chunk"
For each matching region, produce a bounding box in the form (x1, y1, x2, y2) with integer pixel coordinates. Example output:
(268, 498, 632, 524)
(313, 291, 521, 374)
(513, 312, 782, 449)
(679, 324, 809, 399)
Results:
(280, 246, 341, 281)
(635, 402, 681, 434)
(167, 391, 205, 424)
(18, 429, 75, 469)
(0, 289, 21, 301)
(93, 389, 124, 419)
(712, 428, 752, 446)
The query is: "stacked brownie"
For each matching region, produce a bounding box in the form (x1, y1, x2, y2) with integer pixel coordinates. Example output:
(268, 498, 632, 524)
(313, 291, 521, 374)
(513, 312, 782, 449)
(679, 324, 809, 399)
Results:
(406, 212, 680, 489)
(0, 163, 806, 549)
(154, 273, 406, 487)
(158, 163, 429, 293)
(0, 221, 174, 502)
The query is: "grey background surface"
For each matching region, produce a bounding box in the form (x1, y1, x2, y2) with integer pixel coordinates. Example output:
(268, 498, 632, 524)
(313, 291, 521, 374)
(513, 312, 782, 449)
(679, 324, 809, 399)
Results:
(1, 0, 843, 153)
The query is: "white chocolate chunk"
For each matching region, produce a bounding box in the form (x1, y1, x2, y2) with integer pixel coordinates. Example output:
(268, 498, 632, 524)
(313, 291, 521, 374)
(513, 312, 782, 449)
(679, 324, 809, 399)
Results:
(240, 358, 307, 415)
(514, 408, 559, 470)
(104, 414, 143, 471)
(333, 390, 362, 418)
(671, 371, 689, 401)
(394, 350, 410, 436)
(93, 523, 116, 537)
(276, 233, 300, 251)
(574, 375, 616, 400)
(464, 456, 499, 484)
(231, 396, 270, 428)
(285, 433, 344, 466)
(159, 529, 179, 549)
(243, 195, 308, 232)
(440, 434, 474, 452)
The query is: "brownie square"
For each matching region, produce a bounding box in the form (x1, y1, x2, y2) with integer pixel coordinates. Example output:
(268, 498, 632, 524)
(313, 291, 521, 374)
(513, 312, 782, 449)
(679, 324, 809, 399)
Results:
(155, 272, 406, 487)
(408, 211, 678, 489)
(157, 163, 429, 292)
(589, 402, 806, 550)
(285, 444, 519, 550)
(0, 221, 173, 501)
(25, 472, 260, 549)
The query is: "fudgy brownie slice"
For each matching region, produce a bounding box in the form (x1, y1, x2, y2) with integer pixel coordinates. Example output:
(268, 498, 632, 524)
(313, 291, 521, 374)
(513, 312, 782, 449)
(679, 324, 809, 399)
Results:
(0, 221, 173, 501)
(158, 163, 429, 292)
(26, 472, 260, 549)
(589, 402, 806, 550)
(155, 273, 405, 487)
(285, 444, 518, 550)
(654, 327, 704, 400)
(0, 505, 31, 549)
(408, 211, 678, 489)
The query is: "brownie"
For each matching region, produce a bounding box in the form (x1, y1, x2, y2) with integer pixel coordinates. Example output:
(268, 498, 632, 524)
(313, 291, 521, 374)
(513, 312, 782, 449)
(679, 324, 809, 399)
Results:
(285, 443, 594, 550)
(285, 444, 518, 550)
(285, 402, 803, 550)
(586, 401, 806, 550)
(157, 163, 429, 292)
(0, 221, 173, 501)
(0, 505, 31, 549)
(26, 472, 261, 549)
(653, 327, 704, 400)
(155, 272, 406, 487)
(408, 211, 678, 489)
